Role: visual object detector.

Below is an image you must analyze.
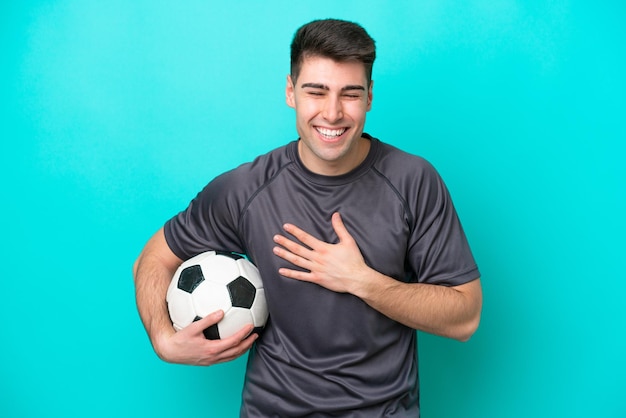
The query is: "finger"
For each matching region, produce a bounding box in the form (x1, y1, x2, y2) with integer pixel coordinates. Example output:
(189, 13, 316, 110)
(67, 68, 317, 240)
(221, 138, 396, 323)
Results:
(282, 222, 321, 249)
(188, 310, 224, 334)
(213, 324, 257, 353)
(273, 233, 313, 258)
(216, 332, 258, 363)
(196, 312, 255, 344)
(331, 212, 354, 243)
(277, 266, 311, 281)
(230, 323, 257, 341)
(273, 244, 313, 271)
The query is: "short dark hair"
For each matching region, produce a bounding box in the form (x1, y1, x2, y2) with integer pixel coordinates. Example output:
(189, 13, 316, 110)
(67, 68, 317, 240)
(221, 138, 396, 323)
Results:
(290, 19, 376, 86)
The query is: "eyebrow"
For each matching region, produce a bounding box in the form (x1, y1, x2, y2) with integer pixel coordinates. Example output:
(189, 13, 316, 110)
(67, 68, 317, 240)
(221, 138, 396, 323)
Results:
(301, 83, 366, 92)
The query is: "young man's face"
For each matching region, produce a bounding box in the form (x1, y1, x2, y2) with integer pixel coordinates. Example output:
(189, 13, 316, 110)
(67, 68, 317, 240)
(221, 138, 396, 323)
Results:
(286, 56, 373, 176)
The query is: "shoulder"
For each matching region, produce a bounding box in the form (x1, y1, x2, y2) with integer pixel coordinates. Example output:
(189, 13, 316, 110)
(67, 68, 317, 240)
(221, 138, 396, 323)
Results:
(368, 136, 452, 222)
(211, 142, 296, 194)
(370, 136, 442, 186)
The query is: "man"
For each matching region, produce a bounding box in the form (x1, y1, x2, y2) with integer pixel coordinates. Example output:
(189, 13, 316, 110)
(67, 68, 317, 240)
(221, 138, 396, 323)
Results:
(134, 18, 482, 417)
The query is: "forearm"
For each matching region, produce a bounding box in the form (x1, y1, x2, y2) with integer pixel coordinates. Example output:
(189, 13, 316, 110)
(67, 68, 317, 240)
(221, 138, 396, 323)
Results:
(132, 229, 182, 355)
(355, 269, 482, 341)
(134, 256, 175, 348)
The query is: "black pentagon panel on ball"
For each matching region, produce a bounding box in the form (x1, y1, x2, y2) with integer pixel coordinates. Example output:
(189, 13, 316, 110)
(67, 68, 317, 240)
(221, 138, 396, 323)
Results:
(202, 324, 221, 340)
(193, 316, 221, 340)
(227, 276, 256, 309)
(177, 265, 205, 293)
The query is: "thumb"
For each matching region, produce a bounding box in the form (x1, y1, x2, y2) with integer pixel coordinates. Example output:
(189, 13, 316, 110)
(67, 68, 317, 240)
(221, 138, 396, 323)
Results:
(331, 212, 354, 243)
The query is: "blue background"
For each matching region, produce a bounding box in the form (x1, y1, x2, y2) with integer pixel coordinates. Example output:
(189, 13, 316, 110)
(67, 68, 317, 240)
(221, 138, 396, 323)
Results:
(2, 1, 624, 417)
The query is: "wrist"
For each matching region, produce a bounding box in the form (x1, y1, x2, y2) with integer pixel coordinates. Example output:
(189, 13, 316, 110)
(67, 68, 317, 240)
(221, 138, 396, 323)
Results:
(352, 265, 385, 301)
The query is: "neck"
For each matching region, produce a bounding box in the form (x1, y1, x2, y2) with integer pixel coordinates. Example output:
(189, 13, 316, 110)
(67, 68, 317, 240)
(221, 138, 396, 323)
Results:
(298, 136, 371, 176)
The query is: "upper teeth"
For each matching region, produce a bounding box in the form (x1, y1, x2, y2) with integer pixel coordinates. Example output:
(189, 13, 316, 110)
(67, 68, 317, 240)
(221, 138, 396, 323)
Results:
(317, 128, 346, 138)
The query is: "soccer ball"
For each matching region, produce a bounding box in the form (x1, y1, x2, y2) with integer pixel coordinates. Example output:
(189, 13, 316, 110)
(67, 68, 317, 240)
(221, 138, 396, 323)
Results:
(166, 251, 268, 340)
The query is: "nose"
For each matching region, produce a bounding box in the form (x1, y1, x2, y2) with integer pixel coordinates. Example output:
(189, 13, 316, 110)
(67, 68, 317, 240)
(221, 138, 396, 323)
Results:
(321, 95, 343, 123)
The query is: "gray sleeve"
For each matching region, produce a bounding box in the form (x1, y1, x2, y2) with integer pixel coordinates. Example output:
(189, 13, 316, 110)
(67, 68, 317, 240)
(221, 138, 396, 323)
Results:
(164, 170, 246, 261)
(407, 162, 480, 286)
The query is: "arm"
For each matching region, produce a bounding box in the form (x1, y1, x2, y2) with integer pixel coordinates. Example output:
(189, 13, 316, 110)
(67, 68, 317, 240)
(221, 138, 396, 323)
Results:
(272, 212, 482, 342)
(354, 270, 481, 341)
(133, 228, 257, 365)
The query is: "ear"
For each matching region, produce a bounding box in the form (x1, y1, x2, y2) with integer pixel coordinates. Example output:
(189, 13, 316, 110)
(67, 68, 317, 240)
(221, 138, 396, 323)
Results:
(366, 80, 374, 112)
(286, 75, 296, 109)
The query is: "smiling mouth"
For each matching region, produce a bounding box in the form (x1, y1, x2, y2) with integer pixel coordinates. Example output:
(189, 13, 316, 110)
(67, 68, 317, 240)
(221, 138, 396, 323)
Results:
(315, 127, 347, 139)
